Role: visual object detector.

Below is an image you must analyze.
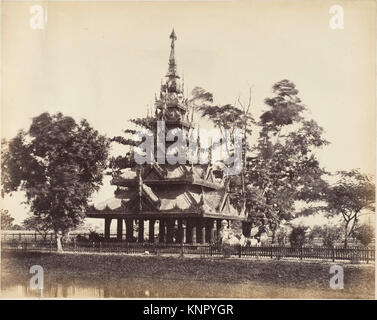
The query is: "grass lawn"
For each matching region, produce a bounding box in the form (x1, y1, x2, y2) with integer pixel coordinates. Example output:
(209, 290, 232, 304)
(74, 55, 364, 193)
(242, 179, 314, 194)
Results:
(1, 250, 374, 299)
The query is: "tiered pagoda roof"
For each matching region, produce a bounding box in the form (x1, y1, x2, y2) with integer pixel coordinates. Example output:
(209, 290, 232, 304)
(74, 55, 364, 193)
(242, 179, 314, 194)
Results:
(87, 30, 246, 222)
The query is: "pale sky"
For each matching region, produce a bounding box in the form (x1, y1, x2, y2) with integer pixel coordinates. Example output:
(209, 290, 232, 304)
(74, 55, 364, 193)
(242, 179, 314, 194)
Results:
(1, 0, 376, 225)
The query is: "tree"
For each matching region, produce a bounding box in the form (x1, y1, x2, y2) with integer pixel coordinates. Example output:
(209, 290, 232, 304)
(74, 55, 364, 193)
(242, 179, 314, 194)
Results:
(289, 225, 307, 247)
(326, 169, 375, 248)
(275, 227, 288, 245)
(23, 215, 54, 240)
(196, 80, 329, 237)
(199, 104, 254, 141)
(188, 86, 214, 112)
(11, 224, 24, 230)
(1, 112, 110, 250)
(242, 80, 329, 236)
(309, 225, 342, 248)
(0, 209, 15, 230)
(198, 89, 255, 216)
(352, 223, 374, 247)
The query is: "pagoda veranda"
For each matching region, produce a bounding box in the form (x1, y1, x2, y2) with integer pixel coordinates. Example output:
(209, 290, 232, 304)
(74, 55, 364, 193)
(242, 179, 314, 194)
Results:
(87, 30, 247, 244)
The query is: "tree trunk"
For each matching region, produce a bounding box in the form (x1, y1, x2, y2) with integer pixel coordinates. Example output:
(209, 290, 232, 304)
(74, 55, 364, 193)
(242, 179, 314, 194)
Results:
(271, 229, 276, 244)
(56, 230, 63, 252)
(344, 221, 349, 248)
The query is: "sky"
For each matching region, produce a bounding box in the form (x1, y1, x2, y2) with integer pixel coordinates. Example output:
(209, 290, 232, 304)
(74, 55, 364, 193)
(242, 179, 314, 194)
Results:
(1, 0, 376, 225)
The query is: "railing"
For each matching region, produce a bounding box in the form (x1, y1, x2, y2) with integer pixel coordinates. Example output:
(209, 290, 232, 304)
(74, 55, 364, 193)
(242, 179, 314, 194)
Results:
(0, 232, 107, 242)
(240, 245, 375, 263)
(1, 232, 363, 247)
(1, 239, 375, 263)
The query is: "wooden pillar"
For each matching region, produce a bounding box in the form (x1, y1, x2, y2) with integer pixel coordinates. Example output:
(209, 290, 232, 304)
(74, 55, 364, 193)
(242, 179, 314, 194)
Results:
(117, 218, 123, 241)
(138, 219, 144, 243)
(182, 220, 187, 244)
(104, 218, 111, 241)
(159, 219, 165, 243)
(166, 219, 174, 243)
(200, 220, 206, 244)
(125, 218, 133, 242)
(149, 219, 155, 243)
(177, 219, 184, 244)
(186, 219, 192, 244)
(216, 219, 221, 240)
(192, 221, 197, 244)
(205, 220, 211, 243)
(196, 220, 201, 243)
(242, 221, 251, 237)
(208, 220, 215, 243)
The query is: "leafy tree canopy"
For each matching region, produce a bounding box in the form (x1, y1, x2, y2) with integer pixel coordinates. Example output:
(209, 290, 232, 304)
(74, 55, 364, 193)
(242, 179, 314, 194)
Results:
(289, 225, 308, 247)
(232, 80, 329, 231)
(23, 215, 54, 239)
(1, 112, 110, 234)
(0, 209, 15, 230)
(352, 223, 374, 247)
(326, 169, 375, 247)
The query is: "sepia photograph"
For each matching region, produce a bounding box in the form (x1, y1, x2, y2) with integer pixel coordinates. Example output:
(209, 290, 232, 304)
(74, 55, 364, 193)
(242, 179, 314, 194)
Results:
(0, 0, 375, 302)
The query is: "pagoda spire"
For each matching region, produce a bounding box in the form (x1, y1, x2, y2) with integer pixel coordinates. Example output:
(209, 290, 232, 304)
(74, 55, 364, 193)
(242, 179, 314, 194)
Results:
(167, 29, 179, 79)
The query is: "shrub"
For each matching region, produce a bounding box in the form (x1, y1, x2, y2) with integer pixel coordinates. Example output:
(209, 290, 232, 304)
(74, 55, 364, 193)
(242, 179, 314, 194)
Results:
(289, 226, 307, 247)
(276, 228, 288, 245)
(88, 231, 103, 242)
(309, 225, 342, 248)
(352, 224, 374, 247)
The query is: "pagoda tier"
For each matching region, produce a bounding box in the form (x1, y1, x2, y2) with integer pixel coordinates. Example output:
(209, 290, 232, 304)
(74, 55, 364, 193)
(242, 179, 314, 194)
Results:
(111, 164, 223, 190)
(87, 185, 240, 220)
(86, 30, 246, 243)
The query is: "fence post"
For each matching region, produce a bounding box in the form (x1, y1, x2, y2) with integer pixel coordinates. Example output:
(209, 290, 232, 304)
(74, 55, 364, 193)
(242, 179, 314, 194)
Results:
(238, 245, 242, 258)
(99, 241, 102, 253)
(270, 245, 273, 259)
(332, 246, 335, 262)
(300, 246, 303, 260)
(50, 240, 52, 253)
(366, 247, 369, 264)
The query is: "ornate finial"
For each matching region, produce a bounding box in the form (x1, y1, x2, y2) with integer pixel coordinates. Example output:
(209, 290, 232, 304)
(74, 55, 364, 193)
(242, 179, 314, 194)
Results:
(170, 29, 177, 42)
(167, 29, 179, 79)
